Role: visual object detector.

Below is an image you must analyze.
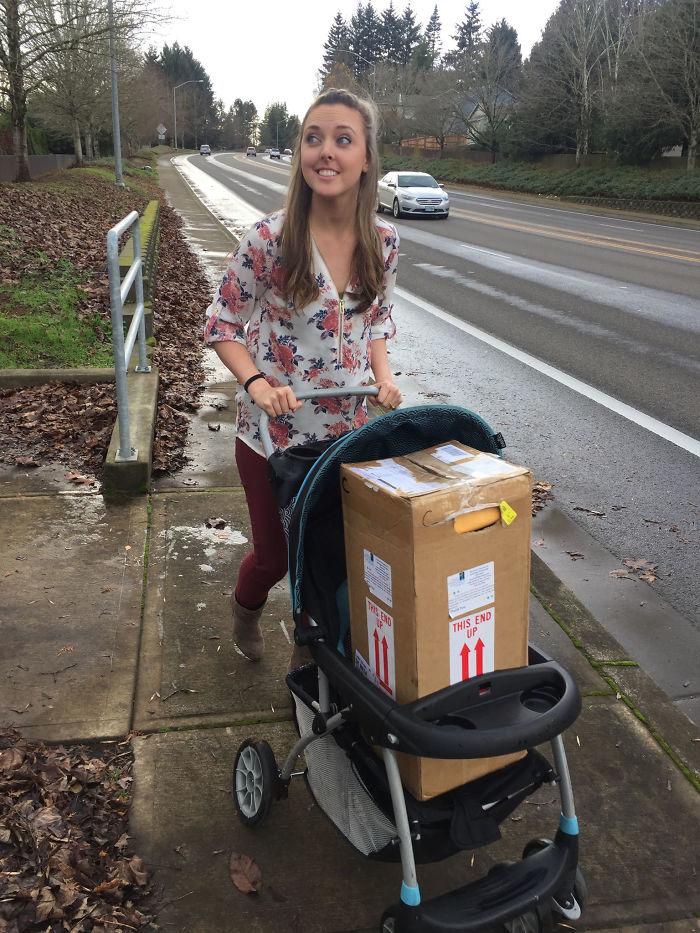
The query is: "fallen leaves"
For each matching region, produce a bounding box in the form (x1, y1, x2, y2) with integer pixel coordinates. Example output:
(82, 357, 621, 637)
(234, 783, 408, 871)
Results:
(624, 558, 658, 583)
(229, 852, 263, 895)
(0, 167, 210, 481)
(0, 727, 152, 930)
(532, 480, 554, 516)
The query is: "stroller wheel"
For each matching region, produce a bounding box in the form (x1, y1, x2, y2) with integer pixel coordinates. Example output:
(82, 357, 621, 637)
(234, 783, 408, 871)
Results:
(379, 907, 398, 932)
(503, 905, 553, 933)
(233, 739, 280, 826)
(522, 837, 553, 860)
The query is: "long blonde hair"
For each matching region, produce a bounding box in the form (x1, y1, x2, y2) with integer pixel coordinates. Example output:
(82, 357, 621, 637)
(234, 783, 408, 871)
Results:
(281, 88, 384, 313)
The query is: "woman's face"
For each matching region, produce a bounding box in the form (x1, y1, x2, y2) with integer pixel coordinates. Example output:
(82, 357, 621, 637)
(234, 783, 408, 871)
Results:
(300, 103, 369, 202)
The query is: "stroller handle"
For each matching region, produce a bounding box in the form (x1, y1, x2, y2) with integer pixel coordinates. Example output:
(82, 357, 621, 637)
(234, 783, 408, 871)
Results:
(258, 386, 380, 459)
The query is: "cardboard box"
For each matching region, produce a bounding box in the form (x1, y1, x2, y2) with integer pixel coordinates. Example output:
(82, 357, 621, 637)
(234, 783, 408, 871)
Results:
(341, 441, 532, 800)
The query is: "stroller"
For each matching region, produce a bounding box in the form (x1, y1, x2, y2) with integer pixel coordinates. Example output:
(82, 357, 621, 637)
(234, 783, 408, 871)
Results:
(232, 388, 585, 932)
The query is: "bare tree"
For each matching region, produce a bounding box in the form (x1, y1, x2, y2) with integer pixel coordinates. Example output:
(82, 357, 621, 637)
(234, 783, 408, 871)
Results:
(410, 68, 461, 156)
(0, 0, 160, 181)
(635, 0, 700, 169)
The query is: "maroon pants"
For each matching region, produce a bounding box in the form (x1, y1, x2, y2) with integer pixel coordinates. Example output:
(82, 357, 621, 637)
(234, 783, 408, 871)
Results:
(234, 438, 288, 609)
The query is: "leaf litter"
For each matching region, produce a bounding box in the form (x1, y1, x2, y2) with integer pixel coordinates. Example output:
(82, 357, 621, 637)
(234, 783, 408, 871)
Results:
(0, 728, 152, 931)
(0, 167, 211, 479)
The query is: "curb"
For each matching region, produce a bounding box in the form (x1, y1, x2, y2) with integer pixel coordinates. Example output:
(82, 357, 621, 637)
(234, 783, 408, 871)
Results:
(102, 355, 159, 495)
(0, 368, 115, 389)
(531, 551, 700, 791)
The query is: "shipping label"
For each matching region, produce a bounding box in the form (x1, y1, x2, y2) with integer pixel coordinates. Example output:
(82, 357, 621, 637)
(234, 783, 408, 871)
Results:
(432, 443, 474, 464)
(366, 597, 395, 698)
(354, 460, 442, 495)
(452, 456, 520, 480)
(449, 608, 496, 684)
(354, 649, 380, 689)
(447, 561, 495, 618)
(363, 549, 393, 607)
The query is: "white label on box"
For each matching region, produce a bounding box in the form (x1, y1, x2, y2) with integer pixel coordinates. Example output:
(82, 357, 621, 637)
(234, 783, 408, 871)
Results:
(452, 456, 519, 480)
(432, 443, 474, 464)
(354, 649, 380, 689)
(449, 608, 496, 684)
(364, 549, 393, 607)
(366, 597, 395, 698)
(354, 460, 442, 495)
(447, 561, 495, 618)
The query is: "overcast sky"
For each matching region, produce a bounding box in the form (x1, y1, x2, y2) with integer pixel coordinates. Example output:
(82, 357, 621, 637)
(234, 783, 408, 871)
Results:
(150, 1, 559, 122)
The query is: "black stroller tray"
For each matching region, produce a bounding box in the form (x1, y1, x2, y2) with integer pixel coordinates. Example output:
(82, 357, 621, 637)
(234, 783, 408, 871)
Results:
(310, 641, 581, 760)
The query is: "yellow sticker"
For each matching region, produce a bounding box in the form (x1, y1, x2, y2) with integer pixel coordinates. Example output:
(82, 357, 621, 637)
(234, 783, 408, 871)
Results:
(500, 500, 517, 525)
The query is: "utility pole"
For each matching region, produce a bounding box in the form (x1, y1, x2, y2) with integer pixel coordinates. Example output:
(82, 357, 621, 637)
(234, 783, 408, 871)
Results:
(107, 0, 125, 187)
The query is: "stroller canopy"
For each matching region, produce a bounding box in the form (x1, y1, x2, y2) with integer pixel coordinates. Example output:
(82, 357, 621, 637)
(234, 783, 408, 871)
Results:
(287, 405, 504, 646)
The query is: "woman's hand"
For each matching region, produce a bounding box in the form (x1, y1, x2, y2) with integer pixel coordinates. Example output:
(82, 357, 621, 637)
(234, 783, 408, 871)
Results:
(375, 379, 402, 410)
(248, 379, 303, 417)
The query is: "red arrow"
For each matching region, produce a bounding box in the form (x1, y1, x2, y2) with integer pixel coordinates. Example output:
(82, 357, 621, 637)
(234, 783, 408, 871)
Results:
(475, 639, 485, 677)
(373, 629, 380, 678)
(460, 643, 470, 680)
(381, 635, 390, 690)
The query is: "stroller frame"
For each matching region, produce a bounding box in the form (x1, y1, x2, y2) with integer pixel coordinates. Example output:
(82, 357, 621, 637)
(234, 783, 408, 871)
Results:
(233, 390, 585, 932)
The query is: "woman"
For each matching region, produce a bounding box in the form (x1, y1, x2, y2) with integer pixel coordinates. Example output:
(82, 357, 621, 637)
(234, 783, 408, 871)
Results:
(204, 87, 402, 661)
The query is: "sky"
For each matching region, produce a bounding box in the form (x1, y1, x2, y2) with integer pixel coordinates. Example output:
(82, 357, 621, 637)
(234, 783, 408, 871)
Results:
(150, 0, 559, 122)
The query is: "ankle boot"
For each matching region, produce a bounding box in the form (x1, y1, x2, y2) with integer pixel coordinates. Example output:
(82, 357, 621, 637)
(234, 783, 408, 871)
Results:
(231, 595, 265, 662)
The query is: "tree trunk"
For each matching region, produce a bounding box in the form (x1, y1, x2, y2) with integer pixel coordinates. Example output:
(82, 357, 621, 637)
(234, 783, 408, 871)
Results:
(12, 115, 31, 182)
(73, 117, 84, 167)
(6, 0, 31, 182)
(688, 121, 697, 172)
(84, 128, 94, 161)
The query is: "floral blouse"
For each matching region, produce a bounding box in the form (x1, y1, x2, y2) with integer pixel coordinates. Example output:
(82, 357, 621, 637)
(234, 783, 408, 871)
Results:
(203, 209, 399, 453)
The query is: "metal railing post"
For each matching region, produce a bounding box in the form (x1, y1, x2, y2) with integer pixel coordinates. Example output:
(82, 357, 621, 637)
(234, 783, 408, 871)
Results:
(106, 209, 152, 463)
(131, 220, 150, 373)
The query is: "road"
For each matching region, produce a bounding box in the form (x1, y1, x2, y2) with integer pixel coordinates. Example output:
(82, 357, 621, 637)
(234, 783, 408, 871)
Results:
(182, 151, 700, 627)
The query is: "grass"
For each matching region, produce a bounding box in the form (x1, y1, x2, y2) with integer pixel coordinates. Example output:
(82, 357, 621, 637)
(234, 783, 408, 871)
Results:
(381, 156, 700, 202)
(0, 259, 113, 369)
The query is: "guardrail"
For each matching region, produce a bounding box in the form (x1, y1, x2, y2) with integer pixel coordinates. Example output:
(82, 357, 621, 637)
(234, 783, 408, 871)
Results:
(106, 210, 151, 462)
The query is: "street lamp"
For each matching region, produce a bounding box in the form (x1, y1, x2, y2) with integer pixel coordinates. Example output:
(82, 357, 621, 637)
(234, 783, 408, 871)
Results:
(107, 0, 124, 187)
(337, 48, 381, 97)
(173, 80, 203, 150)
(275, 121, 283, 149)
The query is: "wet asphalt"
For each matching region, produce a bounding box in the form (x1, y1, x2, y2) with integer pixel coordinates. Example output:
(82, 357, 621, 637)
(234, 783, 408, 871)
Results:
(182, 152, 700, 629)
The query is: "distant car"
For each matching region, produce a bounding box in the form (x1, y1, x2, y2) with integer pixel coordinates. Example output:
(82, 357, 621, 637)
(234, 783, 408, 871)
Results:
(269, 148, 281, 160)
(377, 170, 449, 219)
(199, 144, 211, 156)
(283, 148, 292, 156)
(264, 148, 271, 154)
(246, 146, 257, 157)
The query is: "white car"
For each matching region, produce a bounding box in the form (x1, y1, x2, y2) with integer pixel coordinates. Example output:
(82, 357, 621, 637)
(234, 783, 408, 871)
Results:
(199, 144, 211, 156)
(377, 171, 449, 219)
(269, 148, 281, 160)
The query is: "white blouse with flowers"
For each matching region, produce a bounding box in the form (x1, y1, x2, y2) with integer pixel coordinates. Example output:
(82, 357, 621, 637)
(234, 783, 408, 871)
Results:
(203, 209, 399, 454)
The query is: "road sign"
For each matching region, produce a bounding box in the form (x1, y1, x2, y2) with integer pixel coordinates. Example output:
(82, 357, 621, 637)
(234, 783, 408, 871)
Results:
(366, 597, 395, 697)
(449, 608, 495, 683)
(157, 123, 167, 136)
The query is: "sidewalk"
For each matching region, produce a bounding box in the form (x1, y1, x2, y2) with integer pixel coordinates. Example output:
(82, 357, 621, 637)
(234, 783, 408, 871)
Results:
(1, 156, 698, 932)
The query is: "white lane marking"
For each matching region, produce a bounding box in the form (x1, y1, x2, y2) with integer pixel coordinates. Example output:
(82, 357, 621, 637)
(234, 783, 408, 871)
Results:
(398, 224, 700, 331)
(395, 286, 700, 458)
(413, 261, 700, 374)
(210, 153, 287, 194)
(173, 156, 262, 237)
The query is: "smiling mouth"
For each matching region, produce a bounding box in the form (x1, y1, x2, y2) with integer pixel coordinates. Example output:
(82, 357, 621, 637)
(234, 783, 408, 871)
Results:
(316, 169, 338, 177)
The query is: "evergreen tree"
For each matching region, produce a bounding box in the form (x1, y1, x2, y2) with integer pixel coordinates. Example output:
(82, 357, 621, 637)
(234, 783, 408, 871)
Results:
(349, 3, 380, 77)
(446, 1, 482, 64)
(485, 18, 521, 88)
(397, 5, 421, 66)
(319, 12, 352, 81)
(424, 5, 442, 64)
(380, 2, 404, 62)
